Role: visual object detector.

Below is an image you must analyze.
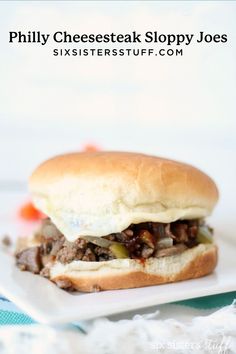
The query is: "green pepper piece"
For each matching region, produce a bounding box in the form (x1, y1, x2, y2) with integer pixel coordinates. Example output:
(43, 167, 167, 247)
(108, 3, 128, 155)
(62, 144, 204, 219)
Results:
(109, 243, 129, 259)
(197, 226, 213, 244)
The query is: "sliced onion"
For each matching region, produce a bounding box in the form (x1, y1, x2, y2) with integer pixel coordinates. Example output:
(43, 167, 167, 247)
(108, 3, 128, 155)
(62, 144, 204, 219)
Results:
(81, 236, 113, 248)
(157, 237, 173, 249)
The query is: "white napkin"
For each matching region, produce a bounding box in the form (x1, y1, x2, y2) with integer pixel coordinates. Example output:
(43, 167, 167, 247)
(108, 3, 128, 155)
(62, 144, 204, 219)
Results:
(0, 302, 235, 354)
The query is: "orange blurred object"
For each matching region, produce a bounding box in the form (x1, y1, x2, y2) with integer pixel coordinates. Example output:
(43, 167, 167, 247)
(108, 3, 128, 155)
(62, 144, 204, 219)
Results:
(19, 201, 46, 221)
(83, 144, 100, 152)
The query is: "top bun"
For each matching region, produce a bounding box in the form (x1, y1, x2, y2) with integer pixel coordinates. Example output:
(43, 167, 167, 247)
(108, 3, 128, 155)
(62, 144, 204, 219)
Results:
(29, 152, 219, 242)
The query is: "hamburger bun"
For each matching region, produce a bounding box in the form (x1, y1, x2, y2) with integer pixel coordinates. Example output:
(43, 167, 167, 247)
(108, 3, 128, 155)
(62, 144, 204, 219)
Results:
(50, 243, 217, 292)
(29, 152, 219, 242)
(16, 233, 217, 292)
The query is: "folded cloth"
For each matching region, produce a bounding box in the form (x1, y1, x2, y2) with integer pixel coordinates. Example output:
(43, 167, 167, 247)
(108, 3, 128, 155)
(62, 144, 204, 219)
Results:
(0, 296, 35, 325)
(1, 292, 235, 326)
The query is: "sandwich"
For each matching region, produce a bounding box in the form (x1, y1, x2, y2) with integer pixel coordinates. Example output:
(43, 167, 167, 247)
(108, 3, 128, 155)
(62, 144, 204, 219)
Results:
(15, 151, 218, 292)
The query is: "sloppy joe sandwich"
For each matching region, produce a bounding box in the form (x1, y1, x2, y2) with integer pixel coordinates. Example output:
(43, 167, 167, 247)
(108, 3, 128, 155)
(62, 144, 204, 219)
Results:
(15, 151, 218, 292)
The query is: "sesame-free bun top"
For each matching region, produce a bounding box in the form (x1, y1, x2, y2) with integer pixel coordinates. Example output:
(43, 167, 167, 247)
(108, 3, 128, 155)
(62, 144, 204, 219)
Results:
(29, 152, 219, 242)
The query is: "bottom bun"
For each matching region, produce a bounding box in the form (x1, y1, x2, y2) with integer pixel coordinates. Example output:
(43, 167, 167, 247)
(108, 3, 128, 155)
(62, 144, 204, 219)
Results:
(50, 243, 217, 292)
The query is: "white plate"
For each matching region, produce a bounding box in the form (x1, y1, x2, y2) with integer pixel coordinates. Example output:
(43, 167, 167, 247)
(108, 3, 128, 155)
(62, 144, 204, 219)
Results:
(0, 191, 235, 324)
(0, 237, 235, 325)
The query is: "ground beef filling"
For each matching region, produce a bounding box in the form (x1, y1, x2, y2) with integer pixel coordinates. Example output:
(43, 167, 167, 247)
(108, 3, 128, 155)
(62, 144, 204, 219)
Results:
(16, 218, 204, 278)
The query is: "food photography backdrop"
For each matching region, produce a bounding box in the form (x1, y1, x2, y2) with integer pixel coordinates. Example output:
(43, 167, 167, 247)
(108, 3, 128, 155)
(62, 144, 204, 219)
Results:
(0, 1, 235, 351)
(0, 1, 235, 240)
